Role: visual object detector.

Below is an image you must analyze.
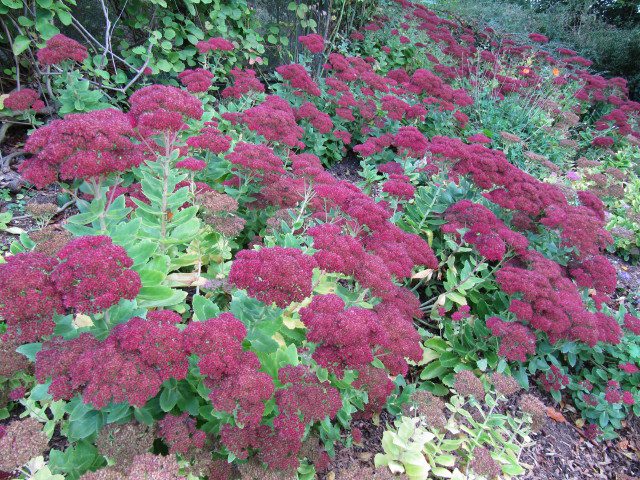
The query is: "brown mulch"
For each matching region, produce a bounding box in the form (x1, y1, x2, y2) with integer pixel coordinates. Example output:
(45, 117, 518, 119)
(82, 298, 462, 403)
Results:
(322, 392, 640, 480)
(0, 184, 73, 250)
(322, 411, 392, 480)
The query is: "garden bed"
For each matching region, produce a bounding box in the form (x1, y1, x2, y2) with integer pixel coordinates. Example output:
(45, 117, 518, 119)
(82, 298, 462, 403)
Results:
(1, 0, 639, 478)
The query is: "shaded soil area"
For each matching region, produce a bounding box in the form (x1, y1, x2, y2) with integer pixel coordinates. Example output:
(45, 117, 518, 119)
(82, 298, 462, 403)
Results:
(609, 254, 640, 311)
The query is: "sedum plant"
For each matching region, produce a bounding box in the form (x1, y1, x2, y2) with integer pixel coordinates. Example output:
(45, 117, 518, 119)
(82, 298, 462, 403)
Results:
(377, 372, 534, 480)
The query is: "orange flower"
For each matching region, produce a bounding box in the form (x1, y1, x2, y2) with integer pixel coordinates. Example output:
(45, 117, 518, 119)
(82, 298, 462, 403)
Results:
(521, 68, 530, 75)
(552, 67, 560, 76)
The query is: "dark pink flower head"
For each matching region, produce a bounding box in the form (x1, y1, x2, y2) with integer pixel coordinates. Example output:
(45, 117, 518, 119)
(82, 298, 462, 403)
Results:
(36, 311, 187, 408)
(0, 252, 64, 341)
(467, 134, 491, 144)
(299, 34, 325, 54)
(540, 203, 612, 258)
(300, 294, 387, 376)
(382, 174, 415, 200)
(276, 365, 342, 422)
(353, 365, 394, 417)
(158, 413, 207, 454)
(222, 68, 265, 99)
(568, 255, 616, 302)
(276, 64, 322, 96)
(605, 381, 623, 404)
(528, 33, 549, 43)
(378, 161, 404, 175)
(394, 126, 429, 157)
(624, 314, 640, 335)
(175, 157, 206, 171)
(592, 136, 614, 148)
(184, 313, 273, 426)
(52, 235, 141, 313)
(497, 251, 620, 346)
(577, 190, 605, 221)
(177, 68, 214, 93)
(242, 95, 305, 147)
(4, 89, 45, 112)
(37, 34, 87, 65)
(8, 386, 25, 401)
(21, 108, 145, 188)
(229, 247, 316, 308)
(539, 365, 570, 392)
(187, 126, 231, 154)
(443, 200, 529, 261)
(486, 316, 536, 362)
(129, 85, 203, 136)
(225, 142, 285, 175)
(183, 313, 248, 380)
(112, 311, 188, 382)
(196, 37, 235, 53)
(619, 362, 639, 374)
(296, 102, 334, 134)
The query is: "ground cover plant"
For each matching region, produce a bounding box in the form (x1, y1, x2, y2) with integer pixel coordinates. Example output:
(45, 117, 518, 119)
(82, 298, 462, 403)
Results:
(0, 0, 639, 478)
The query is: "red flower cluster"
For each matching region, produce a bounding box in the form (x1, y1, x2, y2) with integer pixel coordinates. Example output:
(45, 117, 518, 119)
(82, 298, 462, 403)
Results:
(568, 255, 616, 307)
(184, 313, 274, 427)
(37, 34, 87, 65)
(496, 252, 621, 347)
(300, 294, 385, 376)
(0, 253, 63, 341)
(276, 64, 322, 96)
(242, 95, 305, 147)
(528, 33, 549, 43)
(129, 85, 203, 136)
(196, 37, 235, 53)
(36, 311, 186, 408)
(187, 124, 232, 154)
(443, 200, 528, 261)
(52, 236, 141, 314)
(221, 422, 299, 470)
(296, 102, 334, 134)
(177, 68, 214, 93)
(625, 314, 640, 335)
(486, 316, 536, 362)
(539, 365, 570, 392)
(353, 365, 395, 417)
(591, 136, 614, 148)
(21, 108, 145, 188)
(276, 365, 342, 422)
(176, 157, 207, 171)
(222, 68, 265, 99)
(0, 237, 139, 340)
(541, 203, 613, 257)
(225, 142, 285, 175)
(4, 89, 45, 112)
(273, 365, 342, 453)
(229, 247, 316, 308)
(429, 135, 612, 259)
(382, 174, 415, 200)
(299, 34, 325, 54)
(158, 413, 207, 454)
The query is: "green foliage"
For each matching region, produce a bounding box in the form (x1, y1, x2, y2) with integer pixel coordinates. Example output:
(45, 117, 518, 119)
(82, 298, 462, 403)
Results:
(376, 388, 533, 479)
